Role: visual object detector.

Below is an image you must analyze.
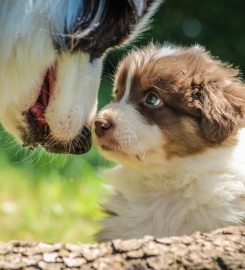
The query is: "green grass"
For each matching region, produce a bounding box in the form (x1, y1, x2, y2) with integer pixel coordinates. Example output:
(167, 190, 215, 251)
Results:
(0, 143, 108, 243)
(0, 80, 114, 244)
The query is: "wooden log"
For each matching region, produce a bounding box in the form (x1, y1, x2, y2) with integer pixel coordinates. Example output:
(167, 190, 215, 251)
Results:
(0, 226, 244, 269)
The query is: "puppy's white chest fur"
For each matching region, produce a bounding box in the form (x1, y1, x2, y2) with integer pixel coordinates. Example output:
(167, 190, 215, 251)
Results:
(98, 129, 245, 241)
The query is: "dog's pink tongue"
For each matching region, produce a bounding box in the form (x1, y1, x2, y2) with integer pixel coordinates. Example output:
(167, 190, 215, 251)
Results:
(30, 105, 46, 124)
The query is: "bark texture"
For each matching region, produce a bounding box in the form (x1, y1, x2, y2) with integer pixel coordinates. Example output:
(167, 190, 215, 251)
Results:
(0, 226, 244, 270)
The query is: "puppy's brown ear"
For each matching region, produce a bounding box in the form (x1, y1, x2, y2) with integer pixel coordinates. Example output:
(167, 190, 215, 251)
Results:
(191, 76, 245, 143)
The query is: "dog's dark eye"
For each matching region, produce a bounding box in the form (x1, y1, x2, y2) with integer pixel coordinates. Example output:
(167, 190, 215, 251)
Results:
(144, 92, 163, 108)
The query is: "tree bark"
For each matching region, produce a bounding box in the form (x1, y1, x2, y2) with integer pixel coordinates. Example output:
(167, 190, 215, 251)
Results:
(0, 226, 244, 270)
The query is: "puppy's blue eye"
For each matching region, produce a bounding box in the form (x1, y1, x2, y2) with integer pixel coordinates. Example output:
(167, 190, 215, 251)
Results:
(144, 92, 162, 107)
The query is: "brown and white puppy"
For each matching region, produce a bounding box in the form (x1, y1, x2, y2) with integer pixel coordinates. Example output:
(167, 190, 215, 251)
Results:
(93, 44, 245, 241)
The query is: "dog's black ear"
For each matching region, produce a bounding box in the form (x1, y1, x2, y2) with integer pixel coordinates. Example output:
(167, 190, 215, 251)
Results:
(59, 0, 162, 58)
(191, 78, 245, 143)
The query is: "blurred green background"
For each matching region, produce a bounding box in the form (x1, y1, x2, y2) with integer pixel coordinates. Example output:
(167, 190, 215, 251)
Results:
(0, 0, 244, 243)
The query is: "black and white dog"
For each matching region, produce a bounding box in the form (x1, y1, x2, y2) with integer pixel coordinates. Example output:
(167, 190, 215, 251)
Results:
(0, 0, 161, 154)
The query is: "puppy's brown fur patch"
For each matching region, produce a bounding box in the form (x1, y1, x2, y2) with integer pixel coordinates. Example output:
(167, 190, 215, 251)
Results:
(114, 46, 245, 159)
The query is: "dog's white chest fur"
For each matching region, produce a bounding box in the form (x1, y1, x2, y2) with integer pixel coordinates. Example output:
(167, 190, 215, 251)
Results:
(98, 129, 245, 241)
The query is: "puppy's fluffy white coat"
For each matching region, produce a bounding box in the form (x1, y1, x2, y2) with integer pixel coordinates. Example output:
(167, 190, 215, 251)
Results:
(100, 131, 245, 240)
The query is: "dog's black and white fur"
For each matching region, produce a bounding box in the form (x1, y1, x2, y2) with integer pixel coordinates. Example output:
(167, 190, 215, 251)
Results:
(0, 0, 161, 154)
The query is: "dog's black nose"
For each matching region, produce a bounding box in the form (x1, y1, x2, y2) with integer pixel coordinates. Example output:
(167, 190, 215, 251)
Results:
(94, 119, 113, 137)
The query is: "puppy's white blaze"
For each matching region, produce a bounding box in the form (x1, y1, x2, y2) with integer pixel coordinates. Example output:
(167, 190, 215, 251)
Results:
(46, 53, 102, 141)
(122, 64, 135, 103)
(121, 52, 145, 103)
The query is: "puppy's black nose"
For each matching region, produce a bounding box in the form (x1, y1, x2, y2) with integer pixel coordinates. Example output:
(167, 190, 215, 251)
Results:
(94, 119, 113, 138)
